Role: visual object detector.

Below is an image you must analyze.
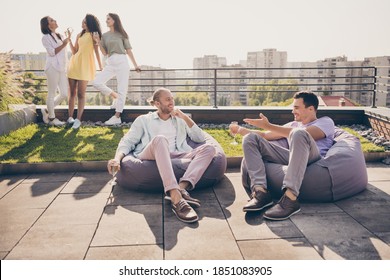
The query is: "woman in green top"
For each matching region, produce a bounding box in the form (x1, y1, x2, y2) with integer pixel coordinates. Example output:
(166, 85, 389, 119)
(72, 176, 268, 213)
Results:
(93, 13, 141, 125)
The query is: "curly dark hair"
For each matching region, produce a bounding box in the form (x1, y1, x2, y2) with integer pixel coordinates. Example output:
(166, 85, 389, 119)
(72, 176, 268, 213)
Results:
(80, 14, 102, 38)
(108, 13, 128, 39)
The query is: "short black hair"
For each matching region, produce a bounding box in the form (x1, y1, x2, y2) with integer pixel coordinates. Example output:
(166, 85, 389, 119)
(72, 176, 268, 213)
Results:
(293, 91, 319, 110)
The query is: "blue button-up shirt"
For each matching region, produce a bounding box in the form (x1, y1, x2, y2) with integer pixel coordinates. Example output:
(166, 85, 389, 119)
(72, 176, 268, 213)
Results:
(116, 111, 206, 158)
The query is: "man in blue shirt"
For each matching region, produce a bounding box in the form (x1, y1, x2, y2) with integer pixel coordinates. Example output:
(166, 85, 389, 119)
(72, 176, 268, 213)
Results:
(108, 88, 216, 224)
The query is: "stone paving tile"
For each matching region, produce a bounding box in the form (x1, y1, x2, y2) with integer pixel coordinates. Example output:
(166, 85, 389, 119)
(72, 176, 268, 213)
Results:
(367, 181, 390, 197)
(299, 203, 343, 214)
(61, 175, 113, 194)
(23, 172, 74, 183)
(0, 252, 8, 260)
(376, 232, 390, 245)
(215, 173, 304, 241)
(0, 208, 43, 252)
(0, 181, 66, 210)
(164, 199, 242, 260)
(335, 197, 390, 233)
(366, 163, 390, 181)
(91, 204, 163, 247)
(0, 174, 28, 198)
(75, 171, 113, 180)
(108, 185, 162, 206)
(238, 238, 323, 260)
(1, 165, 389, 260)
(34, 193, 109, 226)
(291, 213, 390, 260)
(5, 224, 97, 260)
(86, 245, 163, 260)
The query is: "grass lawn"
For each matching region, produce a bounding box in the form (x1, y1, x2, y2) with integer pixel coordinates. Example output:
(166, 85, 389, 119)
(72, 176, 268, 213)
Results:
(0, 124, 384, 164)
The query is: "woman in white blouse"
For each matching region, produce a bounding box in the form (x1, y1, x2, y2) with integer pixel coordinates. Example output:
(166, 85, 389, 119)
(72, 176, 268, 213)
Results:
(40, 16, 70, 126)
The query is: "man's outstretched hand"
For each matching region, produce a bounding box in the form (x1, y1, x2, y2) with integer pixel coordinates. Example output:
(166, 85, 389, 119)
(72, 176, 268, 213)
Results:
(243, 113, 270, 130)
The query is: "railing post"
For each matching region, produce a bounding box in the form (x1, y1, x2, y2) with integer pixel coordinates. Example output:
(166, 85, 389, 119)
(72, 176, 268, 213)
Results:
(213, 69, 218, 108)
(372, 67, 377, 108)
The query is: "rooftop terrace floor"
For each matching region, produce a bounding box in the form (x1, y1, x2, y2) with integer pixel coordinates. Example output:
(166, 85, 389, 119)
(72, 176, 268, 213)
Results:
(1, 162, 390, 260)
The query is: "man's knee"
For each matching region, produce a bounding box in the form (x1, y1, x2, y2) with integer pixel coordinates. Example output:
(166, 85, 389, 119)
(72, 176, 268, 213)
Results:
(152, 135, 168, 145)
(199, 143, 216, 156)
(289, 128, 310, 141)
(243, 132, 263, 146)
(151, 135, 169, 147)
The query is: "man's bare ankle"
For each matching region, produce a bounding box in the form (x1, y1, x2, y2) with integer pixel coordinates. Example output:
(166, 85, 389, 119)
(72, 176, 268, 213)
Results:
(285, 189, 297, 200)
(179, 181, 190, 191)
(169, 189, 182, 204)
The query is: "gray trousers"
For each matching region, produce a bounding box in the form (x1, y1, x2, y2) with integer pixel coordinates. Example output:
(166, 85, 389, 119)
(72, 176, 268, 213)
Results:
(242, 129, 321, 197)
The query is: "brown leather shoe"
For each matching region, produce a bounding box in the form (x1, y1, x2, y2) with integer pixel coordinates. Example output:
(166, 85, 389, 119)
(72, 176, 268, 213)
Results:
(172, 199, 199, 223)
(165, 189, 201, 207)
(243, 186, 273, 212)
(263, 193, 301, 220)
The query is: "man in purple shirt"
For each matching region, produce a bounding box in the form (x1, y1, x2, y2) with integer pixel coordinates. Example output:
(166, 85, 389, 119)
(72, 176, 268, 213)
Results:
(230, 91, 335, 220)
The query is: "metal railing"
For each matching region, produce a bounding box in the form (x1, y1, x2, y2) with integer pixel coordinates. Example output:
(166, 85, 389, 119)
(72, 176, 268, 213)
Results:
(374, 66, 390, 108)
(21, 66, 387, 108)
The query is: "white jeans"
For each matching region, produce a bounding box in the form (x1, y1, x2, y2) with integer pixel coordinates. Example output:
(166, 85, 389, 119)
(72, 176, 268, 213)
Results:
(92, 54, 130, 113)
(44, 66, 68, 119)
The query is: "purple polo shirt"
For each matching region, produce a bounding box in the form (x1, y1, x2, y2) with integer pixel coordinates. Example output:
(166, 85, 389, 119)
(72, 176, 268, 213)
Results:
(286, 116, 335, 156)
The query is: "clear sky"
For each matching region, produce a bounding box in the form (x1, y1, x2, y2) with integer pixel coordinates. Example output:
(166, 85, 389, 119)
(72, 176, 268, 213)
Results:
(1, 0, 389, 68)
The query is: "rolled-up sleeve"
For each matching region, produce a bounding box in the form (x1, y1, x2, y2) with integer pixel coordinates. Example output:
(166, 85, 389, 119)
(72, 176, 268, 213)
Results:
(42, 36, 56, 57)
(123, 38, 132, 50)
(116, 117, 144, 156)
(186, 124, 205, 143)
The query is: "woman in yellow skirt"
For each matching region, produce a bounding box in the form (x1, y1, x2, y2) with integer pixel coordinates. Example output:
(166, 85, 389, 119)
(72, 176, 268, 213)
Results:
(67, 14, 102, 129)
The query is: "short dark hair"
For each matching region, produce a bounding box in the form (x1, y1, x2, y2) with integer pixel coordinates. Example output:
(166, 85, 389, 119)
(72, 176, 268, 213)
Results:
(294, 91, 319, 110)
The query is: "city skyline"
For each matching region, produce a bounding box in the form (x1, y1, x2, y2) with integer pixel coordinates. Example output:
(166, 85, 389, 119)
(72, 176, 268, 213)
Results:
(1, 0, 389, 69)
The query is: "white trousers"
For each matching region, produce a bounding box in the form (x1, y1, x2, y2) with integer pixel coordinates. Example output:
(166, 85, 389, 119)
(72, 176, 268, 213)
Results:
(44, 66, 68, 119)
(92, 54, 130, 113)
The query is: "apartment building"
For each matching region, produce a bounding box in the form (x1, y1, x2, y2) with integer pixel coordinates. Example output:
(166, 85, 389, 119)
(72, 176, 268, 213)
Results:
(247, 48, 287, 79)
(216, 65, 249, 105)
(363, 56, 390, 107)
(193, 55, 227, 105)
(11, 52, 46, 74)
(286, 56, 389, 107)
(286, 61, 318, 92)
(11, 50, 389, 108)
(128, 65, 176, 105)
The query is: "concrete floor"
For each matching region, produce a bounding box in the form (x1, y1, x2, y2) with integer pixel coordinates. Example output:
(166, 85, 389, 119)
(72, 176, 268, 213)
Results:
(0, 163, 389, 260)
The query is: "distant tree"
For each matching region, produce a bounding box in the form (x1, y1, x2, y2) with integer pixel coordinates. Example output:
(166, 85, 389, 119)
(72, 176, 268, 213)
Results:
(249, 79, 299, 106)
(174, 92, 209, 106)
(218, 95, 229, 106)
(94, 93, 101, 105)
(128, 99, 139, 105)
